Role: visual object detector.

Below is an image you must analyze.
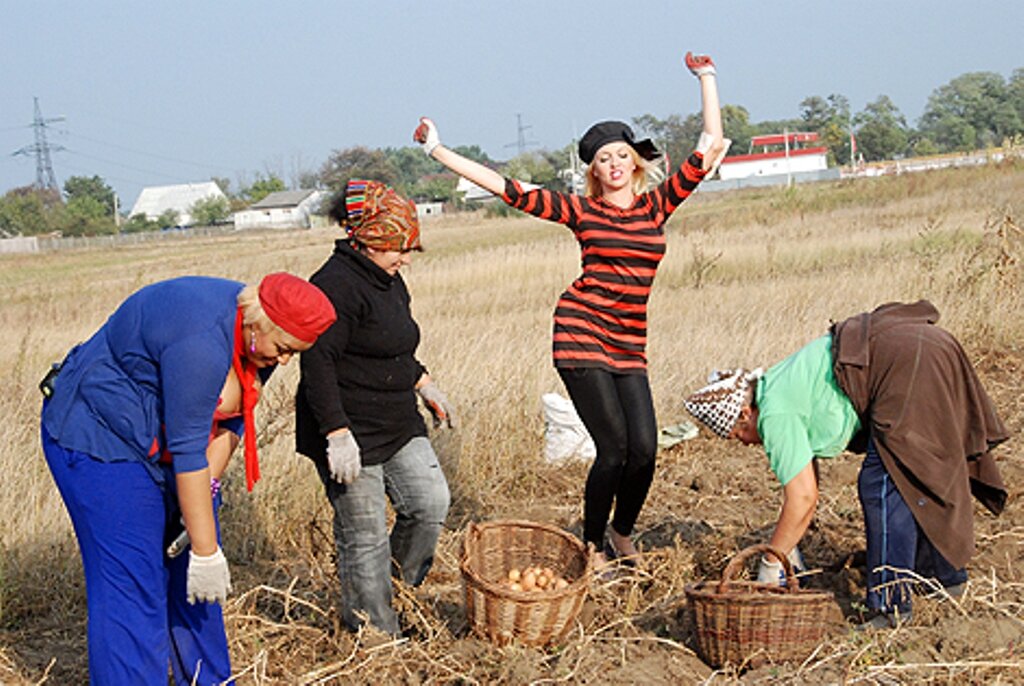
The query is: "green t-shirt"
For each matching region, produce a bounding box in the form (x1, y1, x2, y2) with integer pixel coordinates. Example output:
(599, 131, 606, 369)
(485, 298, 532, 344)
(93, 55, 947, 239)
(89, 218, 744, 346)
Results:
(755, 335, 861, 485)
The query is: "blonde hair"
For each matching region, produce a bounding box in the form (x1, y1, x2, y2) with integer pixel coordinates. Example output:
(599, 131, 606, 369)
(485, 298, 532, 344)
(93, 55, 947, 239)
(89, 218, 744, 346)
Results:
(583, 147, 665, 198)
(236, 284, 306, 349)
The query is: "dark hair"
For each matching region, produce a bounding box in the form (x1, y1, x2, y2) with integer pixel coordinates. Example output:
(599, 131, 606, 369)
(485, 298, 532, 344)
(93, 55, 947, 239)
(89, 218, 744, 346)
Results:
(326, 188, 349, 225)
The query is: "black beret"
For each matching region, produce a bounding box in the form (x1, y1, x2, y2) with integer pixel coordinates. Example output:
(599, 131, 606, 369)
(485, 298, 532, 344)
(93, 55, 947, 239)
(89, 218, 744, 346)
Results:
(578, 120, 660, 164)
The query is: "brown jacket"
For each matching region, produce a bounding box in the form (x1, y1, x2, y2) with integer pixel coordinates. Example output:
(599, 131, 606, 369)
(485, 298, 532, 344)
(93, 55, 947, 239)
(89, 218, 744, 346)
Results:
(831, 300, 1009, 568)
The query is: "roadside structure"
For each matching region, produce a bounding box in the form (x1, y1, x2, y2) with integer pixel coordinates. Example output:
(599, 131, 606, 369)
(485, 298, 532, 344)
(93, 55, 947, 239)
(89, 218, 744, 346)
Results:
(717, 132, 829, 181)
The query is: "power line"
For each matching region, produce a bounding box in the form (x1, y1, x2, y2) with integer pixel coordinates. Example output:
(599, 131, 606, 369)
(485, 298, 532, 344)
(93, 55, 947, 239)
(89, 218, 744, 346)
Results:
(63, 148, 208, 182)
(67, 130, 228, 172)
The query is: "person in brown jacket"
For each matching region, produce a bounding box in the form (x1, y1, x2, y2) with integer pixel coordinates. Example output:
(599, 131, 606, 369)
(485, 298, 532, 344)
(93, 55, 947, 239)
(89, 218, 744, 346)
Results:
(684, 301, 1009, 629)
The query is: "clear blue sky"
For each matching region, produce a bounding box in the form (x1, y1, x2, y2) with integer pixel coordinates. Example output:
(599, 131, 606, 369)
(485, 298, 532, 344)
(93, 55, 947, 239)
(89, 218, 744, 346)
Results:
(1, 1, 1021, 208)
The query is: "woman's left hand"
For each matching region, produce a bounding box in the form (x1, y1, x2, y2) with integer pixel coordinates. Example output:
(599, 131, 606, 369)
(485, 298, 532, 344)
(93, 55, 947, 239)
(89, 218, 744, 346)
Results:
(187, 546, 232, 604)
(418, 381, 457, 429)
(685, 51, 716, 78)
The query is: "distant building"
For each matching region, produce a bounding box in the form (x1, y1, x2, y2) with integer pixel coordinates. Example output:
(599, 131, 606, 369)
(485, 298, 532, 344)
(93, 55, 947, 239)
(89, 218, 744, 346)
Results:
(129, 181, 227, 227)
(456, 177, 498, 203)
(718, 132, 829, 181)
(415, 201, 444, 219)
(233, 189, 323, 230)
(456, 176, 541, 203)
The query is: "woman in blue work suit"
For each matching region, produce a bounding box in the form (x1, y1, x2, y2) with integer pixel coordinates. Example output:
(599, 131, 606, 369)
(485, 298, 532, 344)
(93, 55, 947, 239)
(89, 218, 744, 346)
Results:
(40, 272, 335, 685)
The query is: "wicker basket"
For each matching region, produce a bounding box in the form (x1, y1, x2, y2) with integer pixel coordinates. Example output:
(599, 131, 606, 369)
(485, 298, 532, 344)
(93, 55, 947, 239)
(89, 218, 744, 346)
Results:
(460, 519, 592, 646)
(685, 544, 836, 668)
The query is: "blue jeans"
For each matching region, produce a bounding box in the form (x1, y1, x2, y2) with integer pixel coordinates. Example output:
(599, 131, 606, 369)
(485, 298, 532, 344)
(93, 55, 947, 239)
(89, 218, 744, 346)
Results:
(858, 437, 967, 615)
(315, 436, 450, 634)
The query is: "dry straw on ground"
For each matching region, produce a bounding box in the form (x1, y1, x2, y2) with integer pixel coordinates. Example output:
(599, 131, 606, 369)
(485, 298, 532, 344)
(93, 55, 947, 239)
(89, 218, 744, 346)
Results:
(1, 161, 1022, 684)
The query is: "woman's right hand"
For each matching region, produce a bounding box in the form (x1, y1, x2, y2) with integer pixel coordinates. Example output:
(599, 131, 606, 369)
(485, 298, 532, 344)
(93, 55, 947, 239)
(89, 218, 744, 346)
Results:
(414, 117, 441, 155)
(327, 429, 362, 484)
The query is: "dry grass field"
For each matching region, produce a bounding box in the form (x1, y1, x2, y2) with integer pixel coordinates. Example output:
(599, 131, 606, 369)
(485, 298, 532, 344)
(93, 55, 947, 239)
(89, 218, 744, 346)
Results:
(1, 161, 1022, 684)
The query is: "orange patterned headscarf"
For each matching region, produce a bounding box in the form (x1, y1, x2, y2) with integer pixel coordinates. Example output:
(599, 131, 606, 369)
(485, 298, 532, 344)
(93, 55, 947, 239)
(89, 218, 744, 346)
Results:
(343, 179, 422, 252)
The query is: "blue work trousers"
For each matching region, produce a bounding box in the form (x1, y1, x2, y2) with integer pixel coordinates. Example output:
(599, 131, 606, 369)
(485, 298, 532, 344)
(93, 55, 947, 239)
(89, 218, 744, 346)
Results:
(858, 437, 967, 615)
(316, 436, 449, 635)
(42, 422, 232, 685)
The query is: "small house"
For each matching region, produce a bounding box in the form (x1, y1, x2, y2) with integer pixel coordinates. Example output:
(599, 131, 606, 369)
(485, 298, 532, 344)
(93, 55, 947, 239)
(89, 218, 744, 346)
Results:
(129, 181, 227, 227)
(233, 189, 323, 230)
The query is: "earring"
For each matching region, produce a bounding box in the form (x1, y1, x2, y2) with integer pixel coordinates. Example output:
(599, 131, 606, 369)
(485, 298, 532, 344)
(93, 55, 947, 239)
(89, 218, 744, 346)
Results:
(249, 329, 256, 353)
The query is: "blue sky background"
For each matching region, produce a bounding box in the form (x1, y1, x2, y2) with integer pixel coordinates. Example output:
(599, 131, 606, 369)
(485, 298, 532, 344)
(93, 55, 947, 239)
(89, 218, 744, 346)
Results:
(1, 1, 1021, 207)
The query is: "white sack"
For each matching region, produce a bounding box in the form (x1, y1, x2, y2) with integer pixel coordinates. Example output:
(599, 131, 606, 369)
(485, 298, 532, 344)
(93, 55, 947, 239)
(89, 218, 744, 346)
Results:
(542, 392, 596, 464)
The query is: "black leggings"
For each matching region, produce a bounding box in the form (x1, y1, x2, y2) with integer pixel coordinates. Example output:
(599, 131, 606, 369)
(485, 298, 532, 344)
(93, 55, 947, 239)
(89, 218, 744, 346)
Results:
(558, 367, 658, 548)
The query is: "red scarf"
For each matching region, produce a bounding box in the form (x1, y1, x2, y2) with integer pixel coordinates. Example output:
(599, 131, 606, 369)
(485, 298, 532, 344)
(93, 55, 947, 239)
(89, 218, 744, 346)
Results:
(233, 309, 261, 491)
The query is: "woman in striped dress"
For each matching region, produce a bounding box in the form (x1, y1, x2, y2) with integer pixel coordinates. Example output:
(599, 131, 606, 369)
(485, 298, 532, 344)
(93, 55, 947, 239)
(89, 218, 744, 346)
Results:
(413, 52, 727, 565)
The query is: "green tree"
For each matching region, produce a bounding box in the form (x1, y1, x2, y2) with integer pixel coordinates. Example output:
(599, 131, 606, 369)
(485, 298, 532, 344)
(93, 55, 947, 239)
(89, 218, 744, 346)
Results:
(410, 174, 458, 202)
(919, 71, 1022, 151)
(504, 151, 557, 185)
(633, 112, 702, 169)
(721, 104, 755, 158)
(800, 94, 851, 164)
(319, 147, 400, 193)
(157, 209, 180, 230)
(123, 213, 158, 234)
(60, 196, 116, 236)
(0, 186, 61, 236)
(853, 96, 910, 161)
(1009, 68, 1024, 126)
(63, 175, 116, 215)
(191, 195, 232, 226)
(240, 174, 286, 204)
(385, 146, 442, 196)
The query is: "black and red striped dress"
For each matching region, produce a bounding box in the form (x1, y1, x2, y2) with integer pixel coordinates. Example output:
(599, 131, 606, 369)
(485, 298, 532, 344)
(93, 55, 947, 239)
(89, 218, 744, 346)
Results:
(501, 152, 707, 374)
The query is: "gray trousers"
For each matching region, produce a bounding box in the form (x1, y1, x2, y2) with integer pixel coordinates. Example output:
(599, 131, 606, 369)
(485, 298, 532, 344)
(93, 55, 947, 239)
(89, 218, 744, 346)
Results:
(316, 436, 449, 634)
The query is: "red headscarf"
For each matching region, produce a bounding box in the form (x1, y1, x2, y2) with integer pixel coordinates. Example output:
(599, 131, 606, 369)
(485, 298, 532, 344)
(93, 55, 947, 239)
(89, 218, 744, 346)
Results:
(236, 273, 336, 490)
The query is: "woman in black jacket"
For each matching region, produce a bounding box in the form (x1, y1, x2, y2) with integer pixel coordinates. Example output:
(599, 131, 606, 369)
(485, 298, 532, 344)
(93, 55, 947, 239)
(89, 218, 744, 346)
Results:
(296, 179, 454, 635)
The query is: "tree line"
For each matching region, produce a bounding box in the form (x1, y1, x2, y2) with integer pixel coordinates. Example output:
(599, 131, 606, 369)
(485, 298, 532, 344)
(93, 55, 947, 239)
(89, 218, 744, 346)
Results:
(2, 67, 1021, 238)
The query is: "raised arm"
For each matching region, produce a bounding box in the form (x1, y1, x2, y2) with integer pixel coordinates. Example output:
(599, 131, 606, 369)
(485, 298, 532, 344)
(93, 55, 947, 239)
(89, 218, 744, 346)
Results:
(414, 117, 506, 195)
(684, 52, 729, 172)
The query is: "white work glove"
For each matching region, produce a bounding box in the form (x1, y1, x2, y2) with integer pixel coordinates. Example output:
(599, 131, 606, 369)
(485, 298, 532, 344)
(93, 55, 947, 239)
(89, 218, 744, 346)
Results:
(756, 546, 807, 586)
(418, 381, 457, 429)
(413, 117, 441, 156)
(327, 430, 361, 484)
(684, 51, 717, 78)
(187, 546, 232, 605)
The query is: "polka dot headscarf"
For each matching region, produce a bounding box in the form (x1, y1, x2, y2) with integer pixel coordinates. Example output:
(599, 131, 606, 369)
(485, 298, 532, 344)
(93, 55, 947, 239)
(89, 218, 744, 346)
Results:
(684, 368, 763, 438)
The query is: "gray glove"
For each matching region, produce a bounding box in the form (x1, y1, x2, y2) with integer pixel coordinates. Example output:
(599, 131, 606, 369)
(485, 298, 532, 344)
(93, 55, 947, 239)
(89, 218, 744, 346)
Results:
(756, 546, 806, 586)
(187, 546, 232, 604)
(418, 381, 457, 428)
(327, 430, 361, 484)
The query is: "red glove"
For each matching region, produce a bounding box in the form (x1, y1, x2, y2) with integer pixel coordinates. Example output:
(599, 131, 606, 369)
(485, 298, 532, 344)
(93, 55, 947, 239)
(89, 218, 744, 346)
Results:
(685, 52, 716, 78)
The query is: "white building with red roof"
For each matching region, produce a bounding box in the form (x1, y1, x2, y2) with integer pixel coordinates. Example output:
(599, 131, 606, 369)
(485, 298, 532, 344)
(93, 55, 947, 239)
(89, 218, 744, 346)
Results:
(718, 132, 829, 181)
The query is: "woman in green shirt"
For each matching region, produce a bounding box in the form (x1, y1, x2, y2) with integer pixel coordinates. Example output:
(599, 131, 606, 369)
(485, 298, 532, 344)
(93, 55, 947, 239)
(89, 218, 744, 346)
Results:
(685, 301, 1008, 629)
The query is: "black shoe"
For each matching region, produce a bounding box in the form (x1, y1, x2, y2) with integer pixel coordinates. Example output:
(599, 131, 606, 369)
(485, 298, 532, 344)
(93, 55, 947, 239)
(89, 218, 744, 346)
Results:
(603, 540, 637, 568)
